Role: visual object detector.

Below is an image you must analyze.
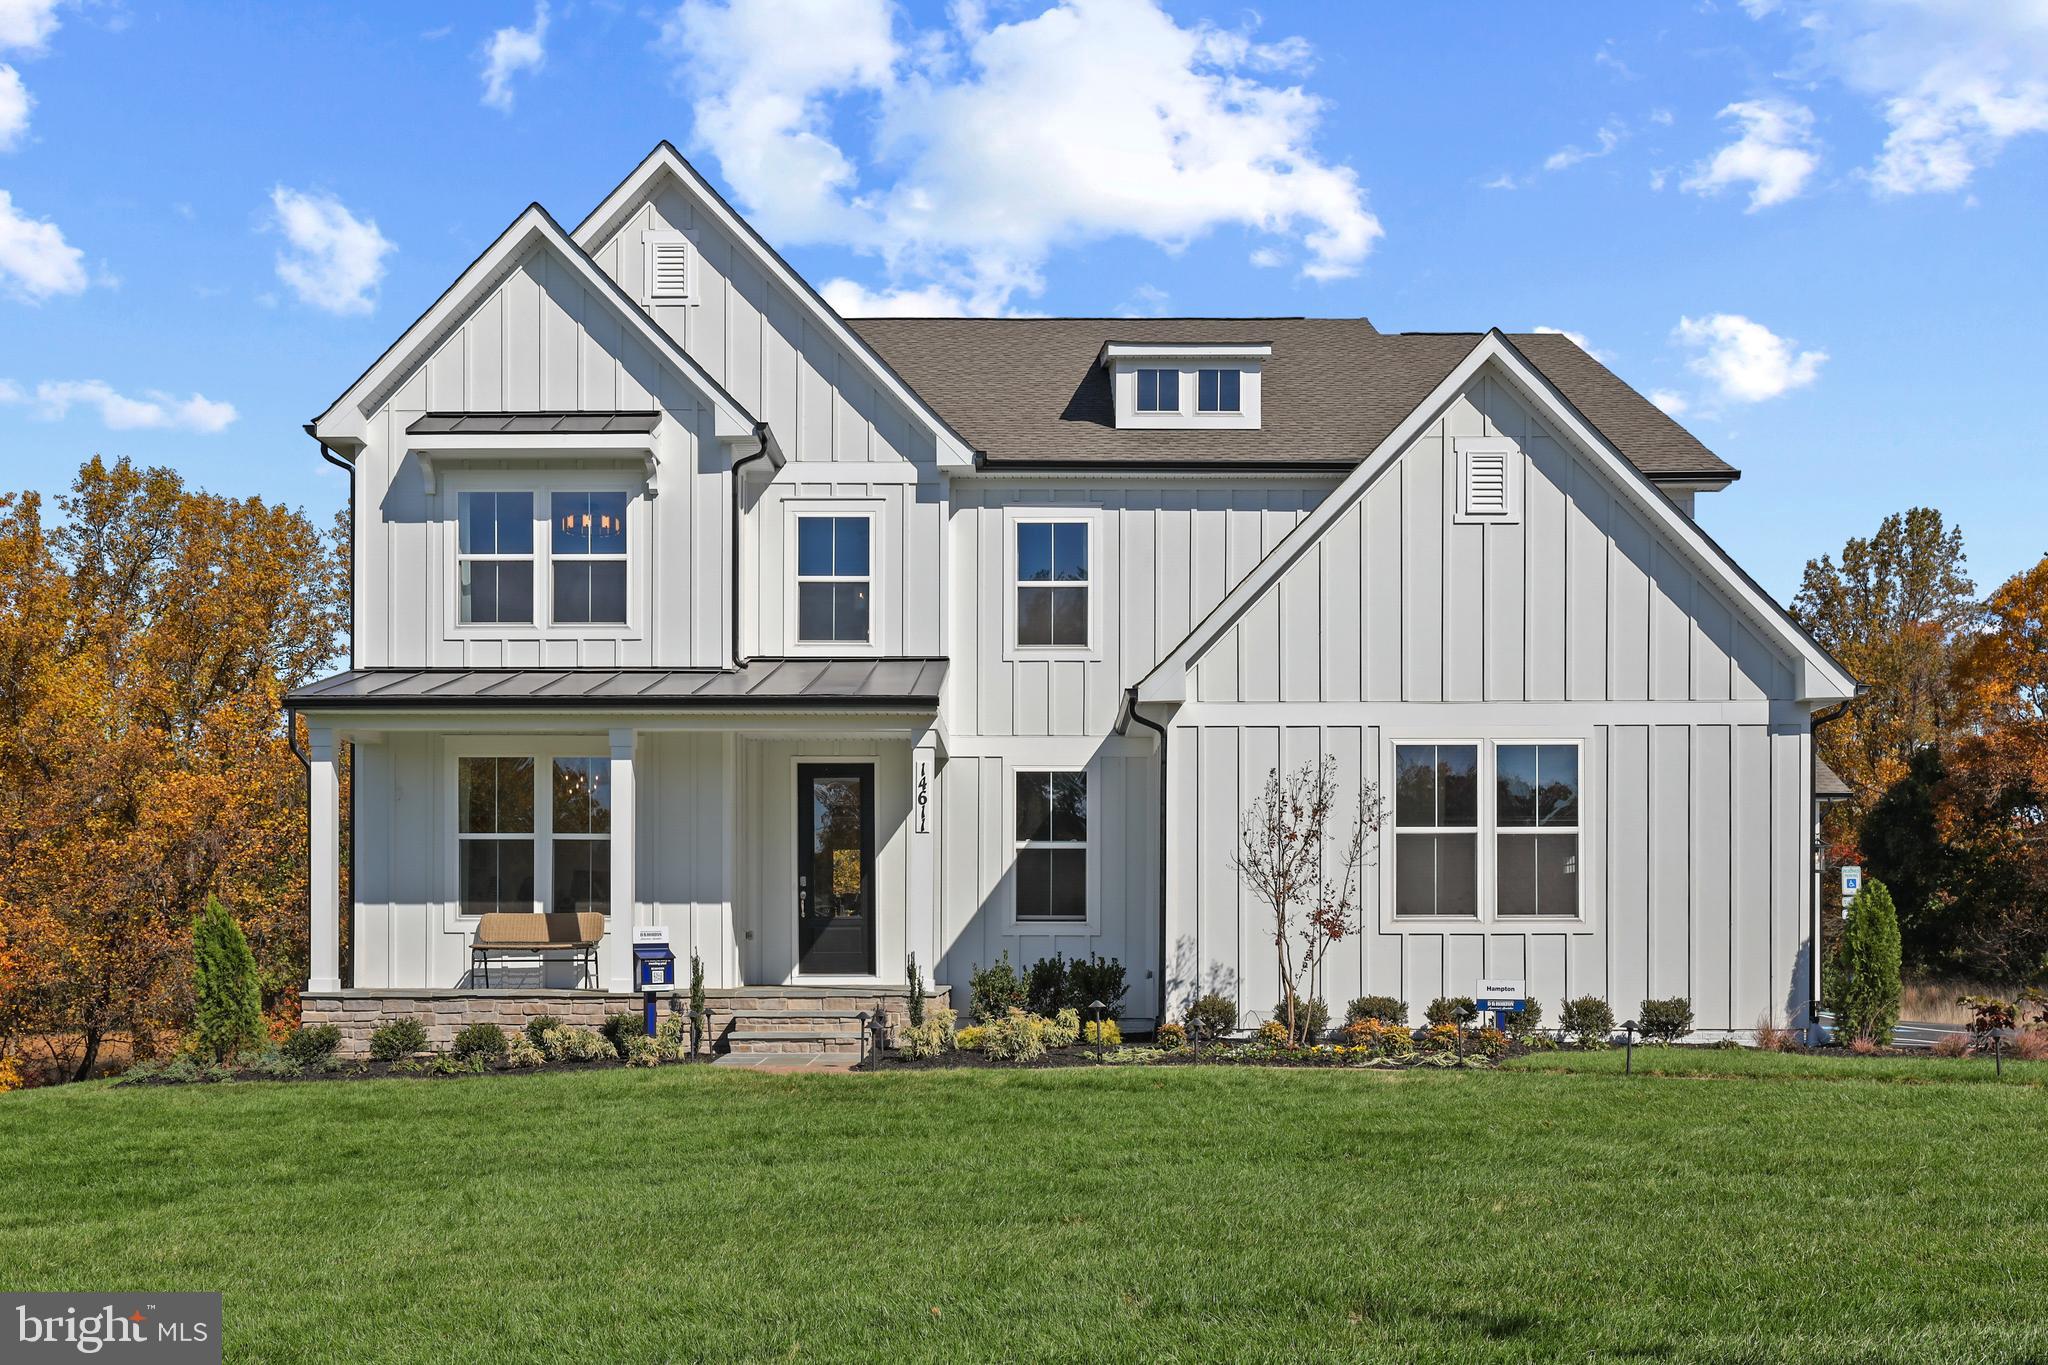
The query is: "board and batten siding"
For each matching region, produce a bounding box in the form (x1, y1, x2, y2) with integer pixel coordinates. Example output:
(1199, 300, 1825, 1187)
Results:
(353, 244, 730, 671)
(744, 473, 948, 658)
(1163, 370, 1817, 1032)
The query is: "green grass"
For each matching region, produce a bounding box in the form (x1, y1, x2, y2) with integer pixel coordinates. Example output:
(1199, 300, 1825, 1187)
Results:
(4, 1063, 2045, 1363)
(1504, 1043, 2048, 1084)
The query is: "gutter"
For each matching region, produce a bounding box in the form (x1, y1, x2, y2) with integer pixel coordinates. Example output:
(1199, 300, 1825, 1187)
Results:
(730, 424, 773, 666)
(1120, 686, 1170, 1030)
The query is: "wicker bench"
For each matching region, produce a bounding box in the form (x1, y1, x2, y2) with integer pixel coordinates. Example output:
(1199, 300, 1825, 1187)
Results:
(469, 912, 605, 988)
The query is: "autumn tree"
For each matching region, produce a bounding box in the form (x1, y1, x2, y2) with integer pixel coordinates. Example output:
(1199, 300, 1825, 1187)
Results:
(1234, 756, 1386, 1045)
(0, 458, 345, 1080)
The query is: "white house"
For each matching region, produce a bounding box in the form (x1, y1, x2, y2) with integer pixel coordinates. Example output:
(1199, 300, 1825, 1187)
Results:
(288, 143, 1857, 1055)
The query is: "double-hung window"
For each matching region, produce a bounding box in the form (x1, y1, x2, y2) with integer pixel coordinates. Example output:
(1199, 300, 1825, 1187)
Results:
(550, 757, 612, 914)
(457, 492, 534, 625)
(457, 757, 536, 912)
(1136, 367, 1179, 413)
(1197, 368, 1241, 412)
(1015, 770, 1087, 922)
(1495, 744, 1580, 917)
(1016, 520, 1089, 648)
(1393, 744, 1479, 918)
(795, 515, 872, 644)
(551, 491, 629, 625)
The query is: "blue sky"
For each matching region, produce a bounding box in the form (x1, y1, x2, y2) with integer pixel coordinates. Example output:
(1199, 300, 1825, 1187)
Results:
(0, 0, 2043, 601)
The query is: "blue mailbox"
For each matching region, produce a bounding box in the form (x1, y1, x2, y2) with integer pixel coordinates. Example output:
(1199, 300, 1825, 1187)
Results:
(632, 928, 676, 1036)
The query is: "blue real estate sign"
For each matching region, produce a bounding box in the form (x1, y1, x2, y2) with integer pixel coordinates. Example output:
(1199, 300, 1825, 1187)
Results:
(1474, 977, 1527, 1014)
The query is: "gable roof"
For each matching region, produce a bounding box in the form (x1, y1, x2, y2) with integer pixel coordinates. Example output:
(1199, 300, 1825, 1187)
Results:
(1134, 331, 1854, 706)
(848, 316, 1735, 482)
(572, 141, 977, 466)
(312, 203, 761, 452)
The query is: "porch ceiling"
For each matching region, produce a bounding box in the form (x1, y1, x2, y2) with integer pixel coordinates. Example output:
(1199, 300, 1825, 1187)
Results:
(286, 658, 948, 710)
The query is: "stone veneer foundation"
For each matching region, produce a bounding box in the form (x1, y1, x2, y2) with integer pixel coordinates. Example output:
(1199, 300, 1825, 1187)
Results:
(303, 986, 952, 1058)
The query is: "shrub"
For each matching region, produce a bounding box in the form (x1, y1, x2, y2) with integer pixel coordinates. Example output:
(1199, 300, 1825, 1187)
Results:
(2010, 1029, 2048, 1062)
(505, 1036, 546, 1068)
(1560, 996, 1615, 1048)
(1187, 994, 1238, 1040)
(249, 1046, 301, 1078)
(908, 953, 927, 1027)
(1081, 1018, 1122, 1048)
(1520, 1030, 1560, 1052)
(2024, 987, 2048, 1031)
(192, 896, 265, 1062)
(1425, 997, 1476, 1027)
(1959, 995, 2016, 1036)
(981, 1008, 1050, 1062)
(654, 1012, 690, 1061)
(601, 1012, 644, 1059)
(1156, 1022, 1187, 1051)
(1637, 997, 1694, 1045)
(1044, 1007, 1079, 1049)
(1346, 995, 1408, 1027)
(969, 954, 1028, 1023)
(1415, 1024, 1461, 1054)
(559, 1027, 614, 1062)
(523, 1015, 561, 1047)
(689, 951, 706, 1021)
(623, 1034, 660, 1067)
(0, 1056, 20, 1094)
(281, 1024, 342, 1067)
(1024, 953, 1073, 1015)
(368, 1017, 428, 1063)
(1425, 1025, 1513, 1059)
(1069, 953, 1129, 1019)
(1341, 1017, 1416, 1058)
(452, 1022, 508, 1062)
(955, 1025, 987, 1051)
(897, 1019, 953, 1059)
(1930, 1031, 1972, 1058)
(1847, 1033, 1881, 1056)
(1830, 878, 1902, 1046)
(1753, 1015, 1794, 1052)
(1255, 1019, 1290, 1048)
(1501, 998, 1545, 1037)
(1272, 996, 1329, 1038)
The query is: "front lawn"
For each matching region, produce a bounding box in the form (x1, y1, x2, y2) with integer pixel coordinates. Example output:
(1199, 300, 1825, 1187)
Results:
(4, 1064, 2044, 1363)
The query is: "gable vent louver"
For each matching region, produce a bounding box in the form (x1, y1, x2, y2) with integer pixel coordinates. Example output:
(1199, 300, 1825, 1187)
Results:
(1465, 453, 1508, 515)
(644, 231, 693, 303)
(1454, 437, 1521, 524)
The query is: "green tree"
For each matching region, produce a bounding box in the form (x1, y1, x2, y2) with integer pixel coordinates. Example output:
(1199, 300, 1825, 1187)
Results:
(1830, 879, 1903, 1045)
(192, 896, 263, 1062)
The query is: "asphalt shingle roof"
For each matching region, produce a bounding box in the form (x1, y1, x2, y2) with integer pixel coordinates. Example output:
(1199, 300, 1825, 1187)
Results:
(847, 317, 1735, 481)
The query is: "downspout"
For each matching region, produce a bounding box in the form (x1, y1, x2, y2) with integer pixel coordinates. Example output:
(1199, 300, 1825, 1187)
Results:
(301, 423, 358, 991)
(730, 424, 772, 667)
(1808, 696, 1856, 1032)
(1122, 686, 1170, 1030)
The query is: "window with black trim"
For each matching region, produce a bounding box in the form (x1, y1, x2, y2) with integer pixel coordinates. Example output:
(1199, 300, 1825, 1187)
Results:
(551, 491, 629, 625)
(1393, 744, 1479, 917)
(1495, 744, 1579, 917)
(458, 756, 536, 912)
(1016, 520, 1089, 648)
(550, 757, 612, 914)
(457, 492, 534, 625)
(795, 515, 872, 643)
(1016, 770, 1087, 921)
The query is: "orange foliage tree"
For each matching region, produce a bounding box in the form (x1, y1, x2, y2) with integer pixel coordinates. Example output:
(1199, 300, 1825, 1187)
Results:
(0, 458, 345, 1079)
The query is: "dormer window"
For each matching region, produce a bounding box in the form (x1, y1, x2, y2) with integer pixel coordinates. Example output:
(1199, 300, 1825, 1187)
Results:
(1099, 342, 1269, 431)
(1136, 368, 1179, 413)
(1197, 368, 1241, 413)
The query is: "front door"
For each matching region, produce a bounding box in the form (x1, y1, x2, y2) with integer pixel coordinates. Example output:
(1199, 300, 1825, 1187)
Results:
(796, 763, 875, 976)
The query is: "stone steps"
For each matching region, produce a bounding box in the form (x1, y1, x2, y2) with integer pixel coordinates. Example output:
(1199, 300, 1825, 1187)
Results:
(723, 1007, 871, 1056)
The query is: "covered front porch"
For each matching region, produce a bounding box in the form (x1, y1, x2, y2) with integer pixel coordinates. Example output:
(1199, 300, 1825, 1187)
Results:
(288, 661, 950, 1016)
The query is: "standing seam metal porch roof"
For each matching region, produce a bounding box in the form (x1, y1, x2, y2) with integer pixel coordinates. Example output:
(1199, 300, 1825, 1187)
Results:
(285, 658, 948, 708)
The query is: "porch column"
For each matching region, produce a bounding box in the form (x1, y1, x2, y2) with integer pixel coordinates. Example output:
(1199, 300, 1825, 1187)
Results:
(308, 725, 342, 994)
(609, 727, 639, 993)
(907, 728, 941, 986)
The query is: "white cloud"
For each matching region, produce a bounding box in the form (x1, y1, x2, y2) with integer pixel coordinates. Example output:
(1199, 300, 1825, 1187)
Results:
(662, 0, 1382, 312)
(0, 187, 85, 300)
(1649, 107, 1675, 127)
(821, 277, 980, 317)
(1681, 99, 1820, 210)
(1674, 313, 1826, 403)
(1648, 389, 1690, 417)
(1248, 246, 1285, 268)
(1746, 1, 2048, 195)
(268, 186, 395, 315)
(1543, 122, 1624, 171)
(15, 379, 237, 433)
(1530, 325, 1613, 363)
(1483, 171, 1520, 190)
(0, 377, 21, 403)
(481, 1, 549, 112)
(0, 63, 27, 150)
(0, 0, 60, 54)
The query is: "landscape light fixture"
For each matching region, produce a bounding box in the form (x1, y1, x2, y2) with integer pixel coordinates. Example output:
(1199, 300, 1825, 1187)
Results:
(1622, 1020, 1639, 1075)
(1090, 1000, 1106, 1063)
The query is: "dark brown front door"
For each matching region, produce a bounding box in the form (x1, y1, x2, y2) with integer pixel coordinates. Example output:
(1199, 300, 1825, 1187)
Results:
(796, 763, 874, 976)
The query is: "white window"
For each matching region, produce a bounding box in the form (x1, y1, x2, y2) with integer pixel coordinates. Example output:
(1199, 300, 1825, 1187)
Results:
(457, 757, 536, 912)
(1015, 520, 1089, 648)
(1015, 770, 1087, 922)
(1136, 368, 1179, 413)
(457, 492, 535, 625)
(550, 491, 629, 625)
(1197, 368, 1241, 412)
(1393, 744, 1480, 918)
(795, 515, 872, 644)
(1495, 743, 1580, 917)
(455, 751, 612, 917)
(1454, 436, 1522, 524)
